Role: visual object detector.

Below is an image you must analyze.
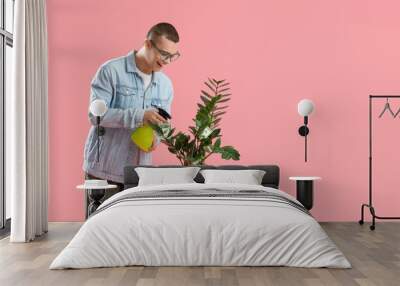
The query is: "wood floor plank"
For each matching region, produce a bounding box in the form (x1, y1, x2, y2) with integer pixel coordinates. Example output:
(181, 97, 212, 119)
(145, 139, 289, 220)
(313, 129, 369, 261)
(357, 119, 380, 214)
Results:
(0, 222, 399, 286)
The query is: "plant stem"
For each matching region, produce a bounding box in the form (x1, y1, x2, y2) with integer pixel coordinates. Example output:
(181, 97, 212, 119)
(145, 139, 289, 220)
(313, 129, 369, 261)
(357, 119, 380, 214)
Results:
(203, 151, 214, 162)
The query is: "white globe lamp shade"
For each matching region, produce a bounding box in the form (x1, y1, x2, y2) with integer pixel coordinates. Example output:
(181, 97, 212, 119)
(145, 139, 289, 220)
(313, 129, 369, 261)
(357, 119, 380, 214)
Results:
(90, 99, 108, 117)
(298, 99, 314, 116)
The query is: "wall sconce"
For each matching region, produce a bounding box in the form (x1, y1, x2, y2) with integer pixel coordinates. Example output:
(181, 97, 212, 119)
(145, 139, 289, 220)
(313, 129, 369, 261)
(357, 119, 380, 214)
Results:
(89, 99, 108, 162)
(297, 99, 314, 162)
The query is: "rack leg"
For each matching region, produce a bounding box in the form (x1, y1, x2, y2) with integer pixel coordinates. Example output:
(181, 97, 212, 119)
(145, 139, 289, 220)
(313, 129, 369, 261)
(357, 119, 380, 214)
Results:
(359, 204, 367, 225)
(369, 206, 376, 231)
(359, 203, 377, 230)
(359, 201, 400, 230)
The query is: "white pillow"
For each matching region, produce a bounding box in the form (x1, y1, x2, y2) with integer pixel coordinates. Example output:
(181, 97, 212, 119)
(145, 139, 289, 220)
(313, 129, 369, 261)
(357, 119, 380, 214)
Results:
(135, 167, 201, 186)
(200, 169, 266, 185)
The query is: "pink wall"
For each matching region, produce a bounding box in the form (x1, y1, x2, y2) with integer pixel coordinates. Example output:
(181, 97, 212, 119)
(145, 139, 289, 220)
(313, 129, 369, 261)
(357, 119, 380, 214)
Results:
(47, 0, 400, 222)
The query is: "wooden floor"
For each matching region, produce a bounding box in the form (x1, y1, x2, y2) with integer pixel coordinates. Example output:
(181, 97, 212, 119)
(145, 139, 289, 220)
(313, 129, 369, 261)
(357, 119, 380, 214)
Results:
(0, 222, 399, 286)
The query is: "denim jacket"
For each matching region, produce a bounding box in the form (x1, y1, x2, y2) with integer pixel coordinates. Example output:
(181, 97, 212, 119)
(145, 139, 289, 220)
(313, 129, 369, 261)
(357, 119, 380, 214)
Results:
(82, 50, 174, 183)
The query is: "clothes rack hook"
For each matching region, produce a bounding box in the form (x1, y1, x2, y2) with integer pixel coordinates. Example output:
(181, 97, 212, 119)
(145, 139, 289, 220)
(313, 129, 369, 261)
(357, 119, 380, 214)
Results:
(378, 97, 396, 118)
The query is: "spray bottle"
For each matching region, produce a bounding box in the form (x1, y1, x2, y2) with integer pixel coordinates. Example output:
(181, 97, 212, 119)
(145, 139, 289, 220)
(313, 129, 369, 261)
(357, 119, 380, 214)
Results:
(130, 105, 171, 152)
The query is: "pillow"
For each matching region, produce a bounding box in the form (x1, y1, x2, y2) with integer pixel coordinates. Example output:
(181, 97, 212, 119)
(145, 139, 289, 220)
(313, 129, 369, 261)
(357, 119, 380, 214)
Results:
(200, 169, 266, 185)
(135, 167, 201, 186)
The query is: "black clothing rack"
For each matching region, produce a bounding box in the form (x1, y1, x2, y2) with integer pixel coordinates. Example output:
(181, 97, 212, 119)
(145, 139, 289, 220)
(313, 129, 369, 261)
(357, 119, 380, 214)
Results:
(359, 95, 400, 230)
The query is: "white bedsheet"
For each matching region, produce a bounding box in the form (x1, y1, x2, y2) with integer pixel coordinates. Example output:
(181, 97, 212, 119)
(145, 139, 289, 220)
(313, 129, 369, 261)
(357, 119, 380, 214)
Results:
(50, 183, 351, 269)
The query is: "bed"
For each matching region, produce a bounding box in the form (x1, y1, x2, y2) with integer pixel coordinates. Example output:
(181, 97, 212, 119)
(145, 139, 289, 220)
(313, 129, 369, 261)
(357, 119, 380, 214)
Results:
(50, 165, 351, 269)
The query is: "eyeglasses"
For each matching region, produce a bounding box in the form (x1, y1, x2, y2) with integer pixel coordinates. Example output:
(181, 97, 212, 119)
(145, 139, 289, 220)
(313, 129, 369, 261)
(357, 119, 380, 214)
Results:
(149, 39, 180, 63)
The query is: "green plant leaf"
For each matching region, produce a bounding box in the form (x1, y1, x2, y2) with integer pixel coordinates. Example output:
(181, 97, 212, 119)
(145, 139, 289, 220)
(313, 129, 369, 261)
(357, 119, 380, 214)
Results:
(167, 128, 175, 138)
(168, 147, 177, 154)
(200, 95, 210, 104)
(214, 111, 226, 118)
(204, 81, 216, 93)
(218, 88, 230, 94)
(214, 138, 221, 148)
(218, 98, 231, 103)
(189, 126, 197, 135)
(215, 106, 228, 111)
(199, 127, 213, 139)
(219, 82, 230, 88)
(208, 78, 217, 87)
(201, 90, 213, 99)
(174, 133, 187, 150)
(209, 128, 221, 139)
(213, 118, 222, 125)
(218, 146, 240, 160)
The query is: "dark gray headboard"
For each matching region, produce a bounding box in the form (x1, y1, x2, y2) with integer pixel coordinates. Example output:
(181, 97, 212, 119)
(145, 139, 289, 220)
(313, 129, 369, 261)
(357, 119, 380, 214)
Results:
(124, 165, 280, 189)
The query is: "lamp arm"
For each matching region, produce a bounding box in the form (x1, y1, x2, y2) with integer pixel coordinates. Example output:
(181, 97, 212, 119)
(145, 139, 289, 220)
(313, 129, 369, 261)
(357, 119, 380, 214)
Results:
(305, 131, 308, 162)
(96, 116, 100, 162)
(95, 116, 106, 162)
(305, 116, 308, 162)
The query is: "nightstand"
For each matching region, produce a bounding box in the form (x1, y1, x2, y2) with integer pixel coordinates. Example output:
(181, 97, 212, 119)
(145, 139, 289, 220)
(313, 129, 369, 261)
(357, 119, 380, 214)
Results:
(289, 177, 321, 210)
(76, 184, 117, 219)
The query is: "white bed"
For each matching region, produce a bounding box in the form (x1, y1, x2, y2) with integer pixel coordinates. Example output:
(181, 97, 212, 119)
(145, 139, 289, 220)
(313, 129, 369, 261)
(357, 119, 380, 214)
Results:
(50, 183, 351, 269)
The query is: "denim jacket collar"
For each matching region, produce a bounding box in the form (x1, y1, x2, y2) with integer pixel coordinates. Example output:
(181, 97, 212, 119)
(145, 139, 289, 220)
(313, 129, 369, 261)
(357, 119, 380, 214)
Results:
(126, 50, 159, 86)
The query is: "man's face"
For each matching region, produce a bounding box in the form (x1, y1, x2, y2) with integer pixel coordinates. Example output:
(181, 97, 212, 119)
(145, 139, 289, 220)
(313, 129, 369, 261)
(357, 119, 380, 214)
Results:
(144, 35, 179, 72)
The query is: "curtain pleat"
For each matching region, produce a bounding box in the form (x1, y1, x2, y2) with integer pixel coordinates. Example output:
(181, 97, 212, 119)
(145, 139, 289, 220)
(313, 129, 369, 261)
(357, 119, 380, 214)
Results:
(10, 0, 49, 242)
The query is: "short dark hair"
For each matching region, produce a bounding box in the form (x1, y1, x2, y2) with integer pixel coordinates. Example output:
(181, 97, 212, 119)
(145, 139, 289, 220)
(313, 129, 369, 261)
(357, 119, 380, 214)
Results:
(147, 22, 179, 43)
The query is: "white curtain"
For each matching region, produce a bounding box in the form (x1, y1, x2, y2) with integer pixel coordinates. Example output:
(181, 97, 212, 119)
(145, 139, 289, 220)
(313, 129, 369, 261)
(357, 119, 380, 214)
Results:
(9, 0, 49, 242)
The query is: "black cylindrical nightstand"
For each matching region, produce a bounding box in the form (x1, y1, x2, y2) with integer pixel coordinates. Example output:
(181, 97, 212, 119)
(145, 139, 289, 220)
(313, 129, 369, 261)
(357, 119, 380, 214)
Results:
(289, 177, 321, 210)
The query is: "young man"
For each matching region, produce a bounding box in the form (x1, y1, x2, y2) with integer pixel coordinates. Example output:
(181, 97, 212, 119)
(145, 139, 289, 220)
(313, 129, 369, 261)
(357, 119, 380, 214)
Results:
(82, 23, 180, 193)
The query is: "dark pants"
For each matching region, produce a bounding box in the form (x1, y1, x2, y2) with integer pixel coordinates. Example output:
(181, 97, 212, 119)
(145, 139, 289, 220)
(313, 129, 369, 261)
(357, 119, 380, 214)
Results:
(84, 172, 125, 219)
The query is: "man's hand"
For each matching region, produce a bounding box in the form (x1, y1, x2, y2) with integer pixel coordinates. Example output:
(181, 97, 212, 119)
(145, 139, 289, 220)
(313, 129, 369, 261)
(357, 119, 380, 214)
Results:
(143, 110, 167, 125)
